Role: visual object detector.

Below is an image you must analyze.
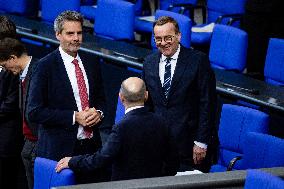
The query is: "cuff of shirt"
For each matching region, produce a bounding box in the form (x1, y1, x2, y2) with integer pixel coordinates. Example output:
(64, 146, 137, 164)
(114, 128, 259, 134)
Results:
(194, 141, 207, 149)
(73, 111, 76, 125)
(97, 110, 104, 119)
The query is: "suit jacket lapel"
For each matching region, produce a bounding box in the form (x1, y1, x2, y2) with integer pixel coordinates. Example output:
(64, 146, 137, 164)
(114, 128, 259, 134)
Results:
(55, 49, 78, 110)
(168, 46, 188, 98)
(152, 53, 167, 103)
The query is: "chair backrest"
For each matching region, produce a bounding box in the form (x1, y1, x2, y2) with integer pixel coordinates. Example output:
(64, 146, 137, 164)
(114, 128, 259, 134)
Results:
(0, 0, 39, 17)
(215, 104, 269, 170)
(264, 38, 284, 86)
(160, 0, 197, 15)
(151, 10, 192, 48)
(95, 0, 135, 41)
(207, 0, 246, 25)
(244, 170, 284, 189)
(34, 157, 75, 189)
(115, 97, 125, 124)
(209, 24, 248, 72)
(41, 0, 80, 23)
(241, 132, 284, 169)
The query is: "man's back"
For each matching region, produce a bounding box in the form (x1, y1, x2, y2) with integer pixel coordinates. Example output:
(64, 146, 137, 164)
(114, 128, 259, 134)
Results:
(68, 107, 179, 181)
(111, 107, 178, 180)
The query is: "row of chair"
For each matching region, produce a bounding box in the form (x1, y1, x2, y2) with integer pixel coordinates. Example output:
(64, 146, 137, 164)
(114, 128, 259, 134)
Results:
(33, 103, 284, 188)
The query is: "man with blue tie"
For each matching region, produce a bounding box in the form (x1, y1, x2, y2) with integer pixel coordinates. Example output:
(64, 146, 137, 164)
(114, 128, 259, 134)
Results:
(26, 11, 107, 183)
(142, 16, 217, 172)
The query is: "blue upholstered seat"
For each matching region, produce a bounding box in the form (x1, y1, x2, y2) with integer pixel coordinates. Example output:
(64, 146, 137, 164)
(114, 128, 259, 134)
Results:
(210, 104, 269, 172)
(94, 0, 135, 41)
(41, 0, 80, 23)
(244, 170, 284, 189)
(209, 24, 248, 72)
(34, 157, 75, 189)
(264, 38, 284, 86)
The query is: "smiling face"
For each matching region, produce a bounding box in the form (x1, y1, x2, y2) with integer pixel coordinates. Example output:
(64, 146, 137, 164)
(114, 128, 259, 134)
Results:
(56, 21, 82, 57)
(154, 22, 181, 57)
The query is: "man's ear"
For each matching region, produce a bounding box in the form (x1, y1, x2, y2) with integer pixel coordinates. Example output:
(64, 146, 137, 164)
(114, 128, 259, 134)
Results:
(55, 32, 61, 41)
(119, 93, 125, 103)
(144, 91, 148, 102)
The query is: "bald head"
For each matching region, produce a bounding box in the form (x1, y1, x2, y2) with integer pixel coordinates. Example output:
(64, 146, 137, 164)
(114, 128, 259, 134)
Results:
(119, 77, 147, 107)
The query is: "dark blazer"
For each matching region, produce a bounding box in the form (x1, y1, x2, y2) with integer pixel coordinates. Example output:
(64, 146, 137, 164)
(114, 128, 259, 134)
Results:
(142, 46, 216, 163)
(27, 49, 105, 161)
(0, 70, 22, 157)
(69, 107, 179, 181)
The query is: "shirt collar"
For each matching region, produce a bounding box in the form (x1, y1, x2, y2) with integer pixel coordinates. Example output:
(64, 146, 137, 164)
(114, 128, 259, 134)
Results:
(161, 44, 181, 62)
(20, 56, 32, 80)
(59, 46, 81, 63)
(125, 105, 144, 114)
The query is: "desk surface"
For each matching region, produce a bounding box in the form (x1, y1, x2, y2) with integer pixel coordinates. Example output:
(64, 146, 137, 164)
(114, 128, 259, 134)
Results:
(5, 14, 284, 113)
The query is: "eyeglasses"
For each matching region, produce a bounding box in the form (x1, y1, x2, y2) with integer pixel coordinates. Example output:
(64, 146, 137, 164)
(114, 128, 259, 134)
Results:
(154, 35, 175, 44)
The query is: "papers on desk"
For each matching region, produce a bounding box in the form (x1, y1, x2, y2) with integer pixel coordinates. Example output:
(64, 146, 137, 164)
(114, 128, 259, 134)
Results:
(138, 16, 155, 22)
(192, 23, 215, 33)
(175, 170, 203, 176)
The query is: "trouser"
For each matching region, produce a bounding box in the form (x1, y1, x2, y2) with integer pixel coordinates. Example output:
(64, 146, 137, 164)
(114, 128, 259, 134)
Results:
(21, 139, 37, 189)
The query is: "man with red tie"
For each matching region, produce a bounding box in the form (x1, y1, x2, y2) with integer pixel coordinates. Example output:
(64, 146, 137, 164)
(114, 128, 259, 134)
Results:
(26, 11, 107, 183)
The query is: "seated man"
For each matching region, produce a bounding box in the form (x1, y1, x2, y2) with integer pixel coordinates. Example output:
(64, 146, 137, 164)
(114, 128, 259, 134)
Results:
(56, 77, 179, 181)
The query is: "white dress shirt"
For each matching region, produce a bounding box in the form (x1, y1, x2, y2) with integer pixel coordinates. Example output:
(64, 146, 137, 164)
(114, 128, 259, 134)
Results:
(125, 105, 144, 114)
(59, 47, 91, 139)
(158, 45, 207, 149)
(20, 56, 32, 81)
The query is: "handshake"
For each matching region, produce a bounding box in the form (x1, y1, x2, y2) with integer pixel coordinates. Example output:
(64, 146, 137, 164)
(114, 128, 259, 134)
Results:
(75, 107, 103, 127)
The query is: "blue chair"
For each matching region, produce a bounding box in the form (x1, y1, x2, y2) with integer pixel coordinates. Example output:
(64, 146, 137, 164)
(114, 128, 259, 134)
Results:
(115, 97, 125, 124)
(151, 10, 192, 49)
(241, 132, 284, 169)
(94, 0, 135, 41)
(134, 0, 197, 34)
(210, 104, 269, 172)
(191, 0, 246, 46)
(244, 170, 284, 189)
(264, 38, 284, 86)
(209, 24, 248, 72)
(0, 0, 39, 17)
(41, 0, 80, 23)
(34, 157, 75, 189)
(80, 3, 97, 23)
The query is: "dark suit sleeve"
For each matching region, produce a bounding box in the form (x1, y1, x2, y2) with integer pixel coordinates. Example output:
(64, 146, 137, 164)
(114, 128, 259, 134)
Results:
(0, 72, 19, 118)
(26, 61, 73, 127)
(196, 55, 217, 144)
(69, 125, 121, 172)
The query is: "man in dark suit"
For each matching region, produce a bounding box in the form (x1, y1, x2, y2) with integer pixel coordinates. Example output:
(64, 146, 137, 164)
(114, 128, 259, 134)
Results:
(56, 77, 179, 181)
(142, 16, 216, 172)
(0, 37, 38, 189)
(26, 11, 106, 183)
(0, 16, 27, 189)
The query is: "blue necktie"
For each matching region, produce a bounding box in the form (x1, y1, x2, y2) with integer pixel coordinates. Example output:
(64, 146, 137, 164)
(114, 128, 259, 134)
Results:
(163, 57, 172, 98)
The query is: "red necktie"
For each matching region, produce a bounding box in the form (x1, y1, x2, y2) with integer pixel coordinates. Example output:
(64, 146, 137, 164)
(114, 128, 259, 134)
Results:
(72, 59, 92, 138)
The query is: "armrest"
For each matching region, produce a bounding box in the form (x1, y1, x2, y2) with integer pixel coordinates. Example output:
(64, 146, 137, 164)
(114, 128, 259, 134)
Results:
(227, 156, 242, 171)
(215, 14, 243, 25)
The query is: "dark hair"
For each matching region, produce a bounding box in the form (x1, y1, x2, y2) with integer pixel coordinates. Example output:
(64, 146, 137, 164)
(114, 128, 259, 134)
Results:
(0, 16, 17, 39)
(153, 16, 180, 34)
(0, 38, 27, 61)
(54, 10, 83, 33)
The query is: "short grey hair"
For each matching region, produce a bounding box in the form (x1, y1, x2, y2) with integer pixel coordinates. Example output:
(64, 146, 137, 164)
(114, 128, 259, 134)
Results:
(54, 10, 83, 33)
(120, 80, 146, 103)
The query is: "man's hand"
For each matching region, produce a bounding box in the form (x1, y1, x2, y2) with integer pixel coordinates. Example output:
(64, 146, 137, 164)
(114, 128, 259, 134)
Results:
(84, 107, 102, 127)
(75, 110, 89, 126)
(55, 157, 72, 173)
(193, 144, 207, 164)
